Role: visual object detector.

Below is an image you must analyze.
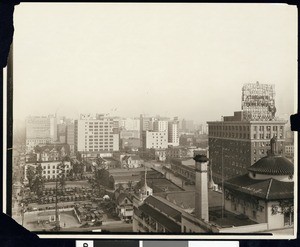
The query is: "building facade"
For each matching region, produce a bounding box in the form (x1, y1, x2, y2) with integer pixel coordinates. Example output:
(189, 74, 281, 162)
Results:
(168, 120, 179, 146)
(224, 139, 294, 230)
(208, 116, 286, 183)
(208, 81, 286, 183)
(66, 123, 75, 155)
(24, 160, 72, 182)
(74, 114, 119, 153)
(142, 131, 168, 150)
(25, 115, 57, 152)
(153, 120, 168, 132)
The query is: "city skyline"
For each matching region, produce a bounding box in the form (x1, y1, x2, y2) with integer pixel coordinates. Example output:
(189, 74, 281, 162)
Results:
(9, 3, 296, 236)
(13, 3, 297, 122)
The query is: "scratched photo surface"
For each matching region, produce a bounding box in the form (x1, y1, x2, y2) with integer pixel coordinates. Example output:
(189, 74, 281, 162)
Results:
(10, 3, 297, 238)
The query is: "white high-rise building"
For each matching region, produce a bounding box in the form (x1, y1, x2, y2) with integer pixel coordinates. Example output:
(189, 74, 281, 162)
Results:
(74, 114, 119, 152)
(66, 122, 75, 155)
(153, 120, 168, 132)
(168, 121, 179, 146)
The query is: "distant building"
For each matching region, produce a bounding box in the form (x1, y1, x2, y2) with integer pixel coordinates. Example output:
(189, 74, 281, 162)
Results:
(181, 119, 195, 132)
(120, 138, 141, 151)
(142, 131, 168, 150)
(121, 155, 143, 169)
(40, 160, 72, 181)
(153, 120, 168, 132)
(120, 118, 140, 132)
(66, 123, 75, 155)
(179, 134, 194, 147)
(25, 115, 57, 152)
(34, 143, 70, 162)
(120, 130, 139, 139)
(109, 174, 142, 191)
(166, 147, 188, 159)
(168, 120, 179, 146)
(99, 157, 121, 170)
(284, 144, 294, 157)
(74, 114, 119, 153)
(57, 123, 67, 143)
(24, 160, 72, 182)
(76, 150, 113, 161)
(140, 114, 155, 146)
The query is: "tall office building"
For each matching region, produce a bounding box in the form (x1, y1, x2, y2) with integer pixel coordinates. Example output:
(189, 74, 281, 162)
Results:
(66, 122, 75, 155)
(142, 131, 168, 150)
(121, 118, 140, 131)
(74, 114, 119, 152)
(140, 114, 155, 146)
(207, 82, 286, 184)
(168, 119, 179, 146)
(153, 120, 168, 132)
(181, 119, 195, 132)
(25, 115, 57, 152)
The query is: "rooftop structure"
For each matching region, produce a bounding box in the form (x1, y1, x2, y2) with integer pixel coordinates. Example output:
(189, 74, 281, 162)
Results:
(223, 137, 294, 230)
(241, 81, 276, 121)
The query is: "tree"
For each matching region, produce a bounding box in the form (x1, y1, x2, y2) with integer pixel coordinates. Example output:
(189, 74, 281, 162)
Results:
(57, 162, 66, 191)
(72, 161, 84, 178)
(26, 165, 35, 190)
(31, 164, 45, 197)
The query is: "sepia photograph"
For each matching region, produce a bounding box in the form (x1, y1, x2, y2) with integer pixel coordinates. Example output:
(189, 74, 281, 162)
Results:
(8, 3, 297, 238)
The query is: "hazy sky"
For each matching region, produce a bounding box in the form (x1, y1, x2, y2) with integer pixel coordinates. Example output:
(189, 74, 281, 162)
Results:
(13, 3, 297, 122)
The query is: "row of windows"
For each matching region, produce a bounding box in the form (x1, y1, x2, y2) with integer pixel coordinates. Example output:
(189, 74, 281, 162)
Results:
(254, 125, 284, 131)
(88, 148, 113, 151)
(209, 131, 284, 140)
(210, 125, 250, 131)
(210, 125, 284, 132)
(43, 170, 68, 174)
(42, 165, 70, 169)
(253, 133, 283, 139)
(86, 121, 113, 125)
(42, 175, 64, 179)
(253, 141, 283, 147)
(85, 145, 113, 148)
(209, 132, 250, 139)
(86, 141, 113, 143)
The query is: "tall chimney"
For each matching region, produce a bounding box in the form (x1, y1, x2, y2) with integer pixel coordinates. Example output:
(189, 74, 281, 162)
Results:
(193, 154, 209, 222)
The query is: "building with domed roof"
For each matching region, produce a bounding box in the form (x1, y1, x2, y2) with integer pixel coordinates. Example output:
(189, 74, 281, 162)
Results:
(223, 137, 294, 230)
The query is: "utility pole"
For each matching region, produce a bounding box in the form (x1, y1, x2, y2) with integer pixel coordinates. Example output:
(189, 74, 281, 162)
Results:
(54, 171, 60, 230)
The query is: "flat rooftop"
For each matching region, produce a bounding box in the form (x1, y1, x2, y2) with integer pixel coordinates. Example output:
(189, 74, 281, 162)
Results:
(209, 208, 258, 227)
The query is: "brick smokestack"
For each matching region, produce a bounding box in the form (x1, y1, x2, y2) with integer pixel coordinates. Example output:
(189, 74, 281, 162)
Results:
(193, 154, 209, 222)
